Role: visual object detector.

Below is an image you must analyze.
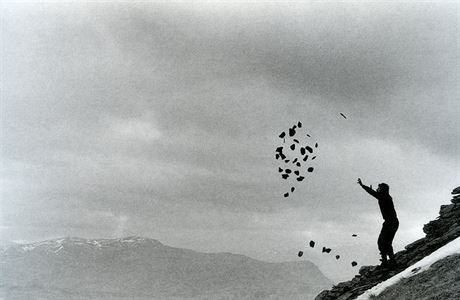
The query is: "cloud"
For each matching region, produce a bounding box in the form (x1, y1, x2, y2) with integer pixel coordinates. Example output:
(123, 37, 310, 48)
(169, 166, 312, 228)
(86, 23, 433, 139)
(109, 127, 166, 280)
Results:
(108, 117, 162, 142)
(0, 2, 458, 278)
(114, 215, 128, 238)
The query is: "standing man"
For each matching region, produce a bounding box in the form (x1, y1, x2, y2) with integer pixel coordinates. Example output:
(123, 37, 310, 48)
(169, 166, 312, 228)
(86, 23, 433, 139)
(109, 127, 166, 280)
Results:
(357, 178, 399, 269)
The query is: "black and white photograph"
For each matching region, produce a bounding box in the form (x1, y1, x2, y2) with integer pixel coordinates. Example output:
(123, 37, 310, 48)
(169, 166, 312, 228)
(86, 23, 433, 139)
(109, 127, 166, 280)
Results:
(1, 1, 459, 299)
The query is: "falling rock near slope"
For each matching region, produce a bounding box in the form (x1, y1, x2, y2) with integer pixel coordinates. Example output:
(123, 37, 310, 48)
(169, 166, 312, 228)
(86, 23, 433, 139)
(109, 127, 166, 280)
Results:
(322, 247, 332, 254)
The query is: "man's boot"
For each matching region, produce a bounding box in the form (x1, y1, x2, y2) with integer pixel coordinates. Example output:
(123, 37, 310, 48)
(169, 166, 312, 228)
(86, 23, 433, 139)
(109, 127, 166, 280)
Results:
(377, 254, 388, 270)
(388, 251, 397, 269)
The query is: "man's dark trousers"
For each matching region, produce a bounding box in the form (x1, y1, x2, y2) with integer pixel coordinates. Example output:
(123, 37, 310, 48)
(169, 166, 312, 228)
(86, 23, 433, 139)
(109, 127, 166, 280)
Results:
(378, 219, 399, 260)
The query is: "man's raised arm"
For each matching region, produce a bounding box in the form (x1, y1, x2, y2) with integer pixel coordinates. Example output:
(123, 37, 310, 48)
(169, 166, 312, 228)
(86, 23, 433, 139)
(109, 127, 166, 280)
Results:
(357, 178, 379, 199)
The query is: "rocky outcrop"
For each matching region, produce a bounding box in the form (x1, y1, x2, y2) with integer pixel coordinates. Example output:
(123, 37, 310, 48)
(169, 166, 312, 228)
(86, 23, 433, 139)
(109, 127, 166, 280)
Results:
(315, 186, 460, 300)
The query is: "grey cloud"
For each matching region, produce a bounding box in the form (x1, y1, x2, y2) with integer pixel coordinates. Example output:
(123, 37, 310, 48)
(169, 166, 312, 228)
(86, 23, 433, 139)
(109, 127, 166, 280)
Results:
(1, 2, 458, 276)
(3, 2, 458, 159)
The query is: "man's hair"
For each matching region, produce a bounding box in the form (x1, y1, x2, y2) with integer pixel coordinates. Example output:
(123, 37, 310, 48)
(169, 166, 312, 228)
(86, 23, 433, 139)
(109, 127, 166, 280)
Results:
(378, 183, 389, 193)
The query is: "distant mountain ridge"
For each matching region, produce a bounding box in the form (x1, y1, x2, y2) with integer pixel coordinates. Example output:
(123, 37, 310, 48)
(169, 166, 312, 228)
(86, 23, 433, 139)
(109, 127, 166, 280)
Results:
(1, 236, 332, 299)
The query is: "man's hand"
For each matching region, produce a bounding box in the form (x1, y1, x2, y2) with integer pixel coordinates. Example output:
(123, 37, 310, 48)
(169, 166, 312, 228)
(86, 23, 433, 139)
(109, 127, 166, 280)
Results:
(358, 178, 378, 198)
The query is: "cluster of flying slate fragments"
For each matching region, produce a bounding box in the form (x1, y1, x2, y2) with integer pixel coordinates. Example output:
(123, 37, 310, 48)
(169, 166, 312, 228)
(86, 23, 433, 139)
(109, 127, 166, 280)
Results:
(298, 234, 359, 268)
(295, 114, 358, 267)
(275, 121, 318, 198)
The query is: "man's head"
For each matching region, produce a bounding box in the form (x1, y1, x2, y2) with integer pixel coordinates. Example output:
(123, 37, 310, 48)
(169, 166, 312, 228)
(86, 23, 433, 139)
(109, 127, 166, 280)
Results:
(377, 183, 389, 194)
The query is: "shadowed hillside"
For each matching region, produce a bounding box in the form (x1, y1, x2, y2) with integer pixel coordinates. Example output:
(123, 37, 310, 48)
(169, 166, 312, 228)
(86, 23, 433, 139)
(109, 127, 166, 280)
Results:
(370, 253, 460, 300)
(0, 237, 331, 299)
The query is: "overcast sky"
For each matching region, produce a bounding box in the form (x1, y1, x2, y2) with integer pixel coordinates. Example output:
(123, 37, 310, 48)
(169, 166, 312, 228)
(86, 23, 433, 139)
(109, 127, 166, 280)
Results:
(1, 1, 459, 281)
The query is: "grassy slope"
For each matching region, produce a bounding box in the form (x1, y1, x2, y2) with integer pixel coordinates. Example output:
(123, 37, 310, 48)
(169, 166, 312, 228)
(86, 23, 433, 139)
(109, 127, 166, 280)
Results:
(370, 254, 460, 300)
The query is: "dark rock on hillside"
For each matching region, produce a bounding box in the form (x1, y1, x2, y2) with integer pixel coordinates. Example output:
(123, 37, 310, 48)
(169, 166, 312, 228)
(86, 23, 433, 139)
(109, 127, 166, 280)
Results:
(451, 187, 460, 204)
(315, 186, 460, 300)
(452, 186, 460, 195)
(452, 194, 460, 204)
